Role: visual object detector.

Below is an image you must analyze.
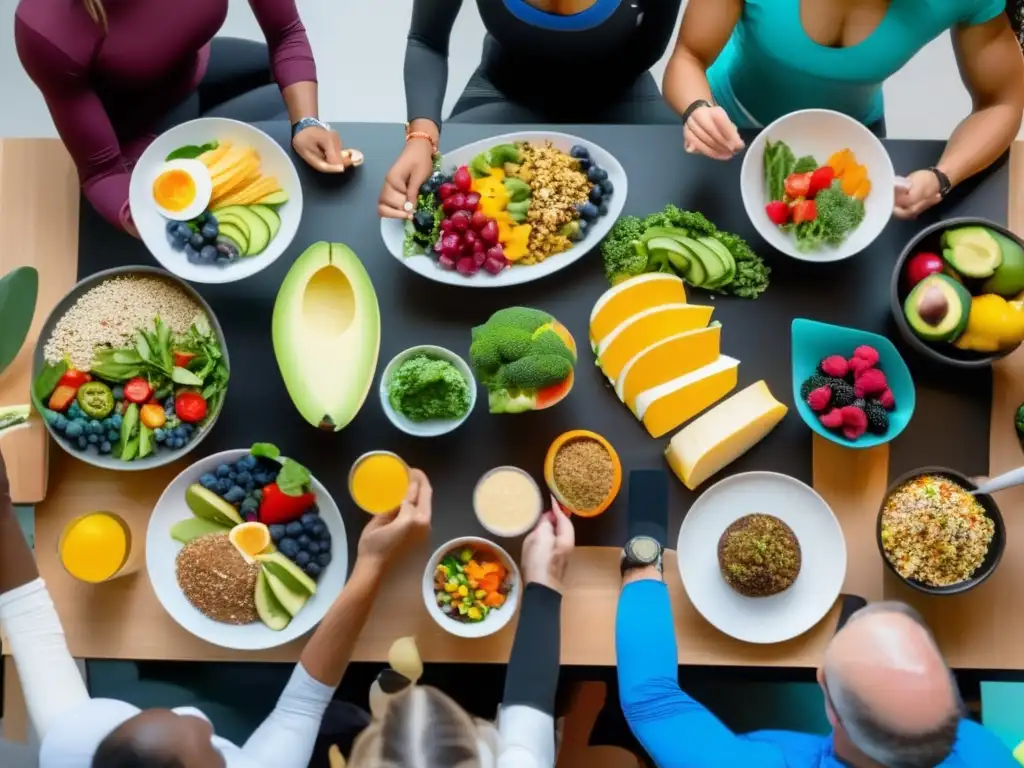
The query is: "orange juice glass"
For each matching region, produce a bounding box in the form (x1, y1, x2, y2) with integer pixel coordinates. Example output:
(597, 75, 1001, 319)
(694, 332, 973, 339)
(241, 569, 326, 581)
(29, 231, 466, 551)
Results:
(349, 451, 410, 515)
(58, 512, 134, 583)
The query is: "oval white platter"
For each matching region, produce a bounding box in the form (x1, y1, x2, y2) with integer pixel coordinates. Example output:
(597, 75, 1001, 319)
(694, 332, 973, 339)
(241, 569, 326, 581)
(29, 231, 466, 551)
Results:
(380, 131, 627, 287)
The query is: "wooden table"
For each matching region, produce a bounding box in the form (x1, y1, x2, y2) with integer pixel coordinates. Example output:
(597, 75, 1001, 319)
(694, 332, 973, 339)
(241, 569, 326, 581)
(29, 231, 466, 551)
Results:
(3, 139, 1024, 741)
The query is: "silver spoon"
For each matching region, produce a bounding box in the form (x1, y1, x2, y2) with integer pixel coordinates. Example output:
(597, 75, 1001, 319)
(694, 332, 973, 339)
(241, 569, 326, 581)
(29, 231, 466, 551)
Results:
(970, 466, 1024, 496)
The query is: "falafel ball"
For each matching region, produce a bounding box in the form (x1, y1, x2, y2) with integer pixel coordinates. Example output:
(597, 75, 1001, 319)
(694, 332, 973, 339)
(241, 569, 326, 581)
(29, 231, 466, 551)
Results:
(717, 514, 802, 597)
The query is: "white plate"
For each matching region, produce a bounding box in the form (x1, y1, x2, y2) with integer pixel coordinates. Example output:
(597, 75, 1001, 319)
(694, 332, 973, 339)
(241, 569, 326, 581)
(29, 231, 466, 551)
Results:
(130, 118, 303, 284)
(740, 109, 895, 263)
(146, 449, 348, 651)
(676, 471, 846, 644)
(380, 131, 627, 287)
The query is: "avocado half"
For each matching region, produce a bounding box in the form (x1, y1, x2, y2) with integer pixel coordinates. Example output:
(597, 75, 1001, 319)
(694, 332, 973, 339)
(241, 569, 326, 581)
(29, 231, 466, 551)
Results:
(904, 274, 971, 343)
(981, 230, 1024, 297)
(271, 242, 381, 432)
(941, 226, 1002, 279)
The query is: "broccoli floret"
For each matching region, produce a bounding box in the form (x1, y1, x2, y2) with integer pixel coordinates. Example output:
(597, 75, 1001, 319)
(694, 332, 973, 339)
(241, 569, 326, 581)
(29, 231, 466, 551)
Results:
(601, 215, 648, 284)
(484, 307, 552, 334)
(530, 328, 576, 363)
(497, 355, 573, 391)
(815, 181, 865, 245)
(1016, 403, 1024, 439)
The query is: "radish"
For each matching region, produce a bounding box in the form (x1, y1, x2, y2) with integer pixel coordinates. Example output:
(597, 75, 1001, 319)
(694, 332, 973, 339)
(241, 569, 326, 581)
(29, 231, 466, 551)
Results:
(440, 233, 461, 259)
(437, 254, 456, 270)
(464, 192, 481, 211)
(451, 211, 471, 232)
(456, 257, 478, 275)
(484, 255, 506, 275)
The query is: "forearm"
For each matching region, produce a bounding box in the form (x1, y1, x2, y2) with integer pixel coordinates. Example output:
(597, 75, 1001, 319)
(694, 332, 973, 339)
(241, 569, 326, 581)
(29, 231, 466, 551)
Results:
(503, 583, 562, 713)
(662, 49, 714, 116)
(404, 39, 447, 133)
(938, 103, 1023, 187)
(281, 81, 319, 124)
(0, 492, 39, 595)
(298, 558, 380, 688)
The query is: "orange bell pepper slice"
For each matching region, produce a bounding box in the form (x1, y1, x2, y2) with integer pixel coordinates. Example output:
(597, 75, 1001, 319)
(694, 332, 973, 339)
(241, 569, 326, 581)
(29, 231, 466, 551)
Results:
(483, 592, 506, 608)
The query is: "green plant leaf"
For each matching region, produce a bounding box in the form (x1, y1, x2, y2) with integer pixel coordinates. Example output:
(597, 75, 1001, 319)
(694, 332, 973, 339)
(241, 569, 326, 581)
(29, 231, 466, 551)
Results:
(171, 366, 203, 386)
(250, 442, 280, 460)
(277, 459, 311, 496)
(165, 142, 218, 162)
(0, 267, 39, 376)
(32, 360, 67, 405)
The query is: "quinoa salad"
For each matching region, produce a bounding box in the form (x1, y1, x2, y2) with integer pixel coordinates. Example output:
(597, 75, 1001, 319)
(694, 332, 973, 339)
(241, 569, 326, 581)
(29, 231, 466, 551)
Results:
(880, 474, 995, 587)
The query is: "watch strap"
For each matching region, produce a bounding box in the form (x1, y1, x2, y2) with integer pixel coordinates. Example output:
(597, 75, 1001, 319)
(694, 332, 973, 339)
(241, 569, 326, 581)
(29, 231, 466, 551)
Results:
(620, 541, 664, 576)
(681, 98, 711, 127)
(626, 470, 669, 545)
(292, 117, 329, 138)
(928, 166, 952, 198)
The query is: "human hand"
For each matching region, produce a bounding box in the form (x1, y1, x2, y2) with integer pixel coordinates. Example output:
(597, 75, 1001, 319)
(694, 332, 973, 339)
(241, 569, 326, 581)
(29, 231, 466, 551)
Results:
(520, 499, 575, 594)
(357, 469, 432, 570)
(894, 170, 942, 220)
(378, 139, 435, 220)
(293, 126, 361, 174)
(684, 105, 744, 161)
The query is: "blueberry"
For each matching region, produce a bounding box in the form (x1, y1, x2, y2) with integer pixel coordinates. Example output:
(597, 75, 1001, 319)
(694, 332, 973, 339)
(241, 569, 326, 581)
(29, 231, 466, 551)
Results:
(199, 473, 217, 489)
(215, 464, 231, 478)
(68, 402, 82, 419)
(285, 521, 303, 537)
(240, 454, 258, 470)
(297, 534, 311, 549)
(215, 479, 232, 495)
(570, 145, 590, 159)
(241, 500, 259, 516)
(412, 209, 435, 234)
(166, 220, 178, 234)
(174, 426, 187, 440)
(278, 538, 299, 558)
(576, 156, 592, 171)
(200, 222, 218, 240)
(578, 202, 599, 221)
(294, 551, 311, 567)
(49, 413, 67, 432)
(242, 480, 254, 493)
(253, 472, 270, 486)
(65, 421, 84, 438)
(588, 187, 603, 204)
(111, 386, 124, 401)
(107, 429, 121, 443)
(164, 397, 176, 411)
(268, 524, 286, 542)
(599, 178, 614, 196)
(317, 552, 332, 568)
(167, 230, 184, 250)
(304, 562, 322, 578)
(598, 202, 609, 216)
(111, 413, 123, 429)
(76, 436, 88, 450)
(587, 166, 608, 183)
(87, 433, 99, 445)
(578, 218, 590, 235)
(175, 222, 191, 240)
(251, 490, 264, 502)
(99, 441, 112, 454)
(199, 245, 218, 264)
(318, 529, 332, 545)
(301, 512, 318, 528)
(224, 486, 245, 504)
(306, 541, 321, 555)
(184, 244, 202, 264)
(310, 521, 326, 538)
(234, 471, 252, 486)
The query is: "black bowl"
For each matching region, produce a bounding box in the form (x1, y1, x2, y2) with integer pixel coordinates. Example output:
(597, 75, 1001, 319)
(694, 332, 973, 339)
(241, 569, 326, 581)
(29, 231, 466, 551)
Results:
(877, 467, 1005, 595)
(890, 217, 1023, 369)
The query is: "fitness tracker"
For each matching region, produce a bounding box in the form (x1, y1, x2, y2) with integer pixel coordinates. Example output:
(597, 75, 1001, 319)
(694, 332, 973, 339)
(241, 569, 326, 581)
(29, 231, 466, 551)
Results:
(291, 117, 331, 139)
(621, 535, 664, 576)
(681, 98, 711, 126)
(928, 166, 952, 198)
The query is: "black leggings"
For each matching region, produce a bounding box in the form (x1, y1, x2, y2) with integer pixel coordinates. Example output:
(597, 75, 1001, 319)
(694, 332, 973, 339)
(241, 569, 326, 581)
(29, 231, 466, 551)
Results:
(157, 37, 288, 131)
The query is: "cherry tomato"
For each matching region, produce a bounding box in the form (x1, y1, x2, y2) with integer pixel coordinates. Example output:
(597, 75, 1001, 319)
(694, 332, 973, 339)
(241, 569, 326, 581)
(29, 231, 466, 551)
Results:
(140, 403, 167, 429)
(58, 369, 91, 389)
(173, 351, 197, 368)
(792, 199, 818, 225)
(175, 392, 207, 423)
(784, 172, 812, 199)
(123, 377, 153, 404)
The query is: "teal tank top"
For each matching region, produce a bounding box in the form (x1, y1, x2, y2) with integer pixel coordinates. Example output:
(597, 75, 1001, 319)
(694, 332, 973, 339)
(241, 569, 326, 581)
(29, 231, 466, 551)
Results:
(707, 0, 1005, 128)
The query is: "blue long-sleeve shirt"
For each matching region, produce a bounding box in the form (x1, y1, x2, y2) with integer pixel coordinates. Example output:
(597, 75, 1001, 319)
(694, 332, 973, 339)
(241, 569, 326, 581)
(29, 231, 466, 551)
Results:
(616, 580, 1017, 768)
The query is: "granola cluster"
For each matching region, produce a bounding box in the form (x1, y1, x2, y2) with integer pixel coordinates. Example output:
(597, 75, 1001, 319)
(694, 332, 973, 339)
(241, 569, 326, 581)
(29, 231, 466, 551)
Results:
(514, 142, 591, 265)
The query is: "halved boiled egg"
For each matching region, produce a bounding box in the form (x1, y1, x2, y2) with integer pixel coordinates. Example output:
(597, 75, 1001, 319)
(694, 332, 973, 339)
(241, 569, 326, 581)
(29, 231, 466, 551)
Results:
(151, 158, 212, 221)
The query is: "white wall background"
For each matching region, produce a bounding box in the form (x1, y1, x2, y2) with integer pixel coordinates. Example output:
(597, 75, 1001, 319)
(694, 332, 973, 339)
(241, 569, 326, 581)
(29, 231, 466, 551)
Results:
(0, 0, 1014, 140)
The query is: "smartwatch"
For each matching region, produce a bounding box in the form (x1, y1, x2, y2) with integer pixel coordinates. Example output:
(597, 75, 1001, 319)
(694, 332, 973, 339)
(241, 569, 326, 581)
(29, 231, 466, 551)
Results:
(928, 166, 952, 198)
(621, 535, 664, 576)
(292, 117, 330, 139)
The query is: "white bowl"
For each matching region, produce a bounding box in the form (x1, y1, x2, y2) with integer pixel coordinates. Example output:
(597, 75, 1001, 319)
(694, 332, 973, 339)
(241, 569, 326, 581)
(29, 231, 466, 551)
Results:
(379, 345, 476, 437)
(473, 466, 543, 538)
(380, 131, 627, 287)
(422, 536, 520, 639)
(130, 117, 303, 284)
(146, 449, 348, 651)
(740, 109, 895, 263)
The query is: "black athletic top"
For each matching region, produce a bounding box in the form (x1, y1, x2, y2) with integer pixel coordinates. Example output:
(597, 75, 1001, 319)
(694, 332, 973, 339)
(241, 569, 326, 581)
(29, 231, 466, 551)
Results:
(503, 583, 561, 713)
(405, 0, 683, 126)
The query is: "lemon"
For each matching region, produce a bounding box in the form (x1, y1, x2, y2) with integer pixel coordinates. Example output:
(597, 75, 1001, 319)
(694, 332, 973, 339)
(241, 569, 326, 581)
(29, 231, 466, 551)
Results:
(228, 522, 271, 563)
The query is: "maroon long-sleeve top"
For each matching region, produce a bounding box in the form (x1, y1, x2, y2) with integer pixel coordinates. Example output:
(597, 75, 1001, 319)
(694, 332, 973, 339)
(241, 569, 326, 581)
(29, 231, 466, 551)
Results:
(15, 0, 317, 230)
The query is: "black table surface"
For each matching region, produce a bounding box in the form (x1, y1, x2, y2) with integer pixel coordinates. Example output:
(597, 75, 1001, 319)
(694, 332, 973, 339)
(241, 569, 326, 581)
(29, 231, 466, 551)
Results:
(77, 123, 1007, 567)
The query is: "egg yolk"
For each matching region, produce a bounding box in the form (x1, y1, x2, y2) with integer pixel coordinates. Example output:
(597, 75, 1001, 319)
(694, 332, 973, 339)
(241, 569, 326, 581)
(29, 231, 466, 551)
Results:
(153, 169, 196, 212)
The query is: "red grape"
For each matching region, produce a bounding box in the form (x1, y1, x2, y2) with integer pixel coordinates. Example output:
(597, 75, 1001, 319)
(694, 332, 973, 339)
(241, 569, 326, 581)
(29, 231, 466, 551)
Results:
(453, 166, 473, 193)
(484, 255, 506, 275)
(485, 245, 505, 262)
(440, 233, 461, 258)
(438, 254, 456, 270)
(449, 193, 466, 212)
(480, 219, 499, 245)
(462, 230, 478, 249)
(438, 182, 457, 200)
(439, 217, 454, 233)
(441, 196, 460, 215)
(456, 256, 478, 276)
(470, 211, 489, 231)
(464, 192, 481, 211)
(451, 210, 471, 232)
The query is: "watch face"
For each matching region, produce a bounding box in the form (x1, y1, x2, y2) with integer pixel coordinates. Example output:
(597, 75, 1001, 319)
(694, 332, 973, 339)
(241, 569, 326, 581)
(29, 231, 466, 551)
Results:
(628, 536, 659, 564)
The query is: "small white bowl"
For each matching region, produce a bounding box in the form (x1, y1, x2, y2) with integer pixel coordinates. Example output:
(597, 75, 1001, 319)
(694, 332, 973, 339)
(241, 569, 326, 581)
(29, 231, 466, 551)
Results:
(740, 109, 895, 263)
(473, 466, 543, 538)
(380, 345, 476, 437)
(422, 536, 520, 639)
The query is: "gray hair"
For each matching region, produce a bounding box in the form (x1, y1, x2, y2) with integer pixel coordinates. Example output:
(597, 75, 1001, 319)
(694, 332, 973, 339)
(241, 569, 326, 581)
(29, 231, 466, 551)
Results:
(825, 601, 962, 768)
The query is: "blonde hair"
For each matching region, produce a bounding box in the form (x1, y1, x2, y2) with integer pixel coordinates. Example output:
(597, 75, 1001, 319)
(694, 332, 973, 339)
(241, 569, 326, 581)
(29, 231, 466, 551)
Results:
(83, 0, 108, 29)
(348, 686, 500, 768)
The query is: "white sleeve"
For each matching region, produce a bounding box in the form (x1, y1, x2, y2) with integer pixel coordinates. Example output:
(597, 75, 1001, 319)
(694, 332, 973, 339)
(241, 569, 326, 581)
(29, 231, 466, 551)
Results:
(497, 705, 556, 768)
(0, 578, 90, 739)
(241, 663, 334, 768)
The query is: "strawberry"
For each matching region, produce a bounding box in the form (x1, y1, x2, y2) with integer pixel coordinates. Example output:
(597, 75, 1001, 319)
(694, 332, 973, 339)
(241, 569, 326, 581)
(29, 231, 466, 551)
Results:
(765, 201, 790, 226)
(259, 483, 316, 526)
(792, 199, 817, 224)
(808, 166, 836, 197)
(784, 172, 812, 198)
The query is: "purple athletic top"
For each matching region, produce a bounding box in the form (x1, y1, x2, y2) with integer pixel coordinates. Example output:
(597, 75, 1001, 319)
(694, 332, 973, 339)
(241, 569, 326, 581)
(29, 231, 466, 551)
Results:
(15, 0, 316, 229)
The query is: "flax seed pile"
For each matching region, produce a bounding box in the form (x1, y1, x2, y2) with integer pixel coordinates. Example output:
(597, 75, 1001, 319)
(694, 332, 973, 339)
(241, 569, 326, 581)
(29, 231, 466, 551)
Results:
(176, 533, 259, 625)
(552, 438, 614, 510)
(44, 275, 205, 370)
(514, 142, 591, 265)
(717, 514, 801, 597)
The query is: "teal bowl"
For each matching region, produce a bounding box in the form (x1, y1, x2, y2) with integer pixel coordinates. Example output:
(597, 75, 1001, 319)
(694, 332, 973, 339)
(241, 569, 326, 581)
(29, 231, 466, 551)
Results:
(791, 319, 916, 449)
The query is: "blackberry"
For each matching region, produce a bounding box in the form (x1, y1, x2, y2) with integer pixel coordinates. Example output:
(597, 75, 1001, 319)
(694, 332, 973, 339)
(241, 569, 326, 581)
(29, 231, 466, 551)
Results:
(852, 398, 867, 410)
(865, 401, 889, 435)
(831, 381, 856, 408)
(800, 374, 831, 400)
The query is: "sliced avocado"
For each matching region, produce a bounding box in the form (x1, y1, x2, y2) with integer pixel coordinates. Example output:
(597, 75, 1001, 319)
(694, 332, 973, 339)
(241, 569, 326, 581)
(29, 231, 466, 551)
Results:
(249, 205, 282, 241)
(138, 423, 153, 458)
(255, 569, 291, 630)
(170, 517, 230, 544)
(185, 483, 244, 527)
(506, 199, 531, 221)
(256, 552, 317, 595)
(679, 236, 726, 287)
(216, 206, 270, 256)
(640, 226, 690, 244)
(217, 222, 249, 255)
(115, 403, 139, 458)
(941, 226, 1002, 279)
(981, 230, 1024, 296)
(683, 250, 707, 286)
(255, 189, 289, 206)
(469, 152, 492, 178)
(262, 567, 309, 618)
(699, 238, 737, 287)
(502, 177, 531, 203)
(486, 144, 520, 166)
(904, 273, 971, 342)
(644, 237, 691, 276)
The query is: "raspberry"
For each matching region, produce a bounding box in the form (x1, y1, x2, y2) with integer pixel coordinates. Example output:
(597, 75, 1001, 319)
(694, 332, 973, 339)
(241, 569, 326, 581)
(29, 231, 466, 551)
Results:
(848, 356, 874, 378)
(819, 355, 849, 378)
(819, 408, 844, 429)
(830, 381, 856, 407)
(878, 388, 896, 411)
(806, 386, 832, 412)
(865, 401, 889, 435)
(840, 405, 868, 440)
(853, 368, 887, 398)
(800, 374, 831, 400)
(853, 345, 881, 367)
